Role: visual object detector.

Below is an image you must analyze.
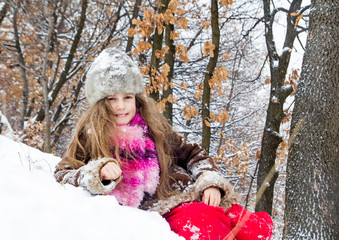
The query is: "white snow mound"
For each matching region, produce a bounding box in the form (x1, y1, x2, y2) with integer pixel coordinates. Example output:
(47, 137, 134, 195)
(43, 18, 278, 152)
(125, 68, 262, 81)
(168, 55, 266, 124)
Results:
(0, 135, 183, 240)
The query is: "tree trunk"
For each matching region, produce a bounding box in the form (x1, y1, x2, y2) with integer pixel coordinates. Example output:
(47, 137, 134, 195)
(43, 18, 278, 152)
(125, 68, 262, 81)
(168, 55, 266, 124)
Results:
(101, 2, 123, 52)
(283, 0, 339, 238)
(13, 6, 29, 130)
(256, 0, 301, 214)
(201, 0, 220, 153)
(41, 5, 54, 153)
(126, 0, 142, 54)
(149, 0, 170, 101)
(163, 22, 175, 124)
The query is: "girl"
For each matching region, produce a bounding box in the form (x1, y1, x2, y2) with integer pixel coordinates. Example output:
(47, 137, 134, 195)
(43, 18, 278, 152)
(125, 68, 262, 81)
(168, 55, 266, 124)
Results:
(54, 48, 273, 240)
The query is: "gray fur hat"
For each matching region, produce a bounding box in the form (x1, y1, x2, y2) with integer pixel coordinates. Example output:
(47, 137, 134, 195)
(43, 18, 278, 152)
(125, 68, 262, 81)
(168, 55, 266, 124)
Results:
(85, 48, 144, 105)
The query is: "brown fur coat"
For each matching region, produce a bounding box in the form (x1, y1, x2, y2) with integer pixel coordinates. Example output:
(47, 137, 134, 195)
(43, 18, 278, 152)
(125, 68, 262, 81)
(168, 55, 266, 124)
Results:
(54, 130, 240, 215)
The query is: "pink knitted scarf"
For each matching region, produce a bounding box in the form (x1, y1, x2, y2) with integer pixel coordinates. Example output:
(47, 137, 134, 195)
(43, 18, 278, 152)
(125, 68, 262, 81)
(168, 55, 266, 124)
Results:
(108, 113, 160, 207)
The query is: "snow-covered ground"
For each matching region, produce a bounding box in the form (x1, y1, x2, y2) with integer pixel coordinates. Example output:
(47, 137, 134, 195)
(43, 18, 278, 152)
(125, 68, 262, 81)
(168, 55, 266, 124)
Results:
(0, 135, 183, 240)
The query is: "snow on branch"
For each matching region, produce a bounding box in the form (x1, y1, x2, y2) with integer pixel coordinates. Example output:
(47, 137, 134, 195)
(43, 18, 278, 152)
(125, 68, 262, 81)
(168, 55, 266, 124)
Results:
(0, 110, 14, 139)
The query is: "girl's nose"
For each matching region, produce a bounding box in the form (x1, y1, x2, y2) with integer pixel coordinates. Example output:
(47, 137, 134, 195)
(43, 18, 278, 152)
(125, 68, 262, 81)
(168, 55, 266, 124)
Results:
(116, 99, 125, 110)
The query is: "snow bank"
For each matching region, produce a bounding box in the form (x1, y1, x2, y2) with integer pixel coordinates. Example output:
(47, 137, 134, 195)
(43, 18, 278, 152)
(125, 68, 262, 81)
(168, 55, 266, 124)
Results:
(0, 135, 183, 240)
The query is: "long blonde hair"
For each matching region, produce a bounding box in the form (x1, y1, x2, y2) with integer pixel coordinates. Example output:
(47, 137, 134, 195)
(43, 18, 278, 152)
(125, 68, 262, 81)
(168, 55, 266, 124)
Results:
(66, 93, 175, 199)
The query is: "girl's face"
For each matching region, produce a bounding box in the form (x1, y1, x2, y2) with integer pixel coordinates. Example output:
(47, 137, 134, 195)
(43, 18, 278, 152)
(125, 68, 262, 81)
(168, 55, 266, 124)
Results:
(108, 93, 136, 126)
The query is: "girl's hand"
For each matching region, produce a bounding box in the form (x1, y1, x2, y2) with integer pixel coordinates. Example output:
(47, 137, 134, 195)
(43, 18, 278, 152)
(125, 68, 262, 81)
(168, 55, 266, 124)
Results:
(100, 162, 122, 181)
(202, 187, 221, 207)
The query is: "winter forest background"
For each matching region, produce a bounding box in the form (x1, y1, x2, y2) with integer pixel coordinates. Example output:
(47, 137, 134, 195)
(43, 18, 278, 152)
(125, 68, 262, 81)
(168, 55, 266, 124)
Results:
(0, 0, 338, 239)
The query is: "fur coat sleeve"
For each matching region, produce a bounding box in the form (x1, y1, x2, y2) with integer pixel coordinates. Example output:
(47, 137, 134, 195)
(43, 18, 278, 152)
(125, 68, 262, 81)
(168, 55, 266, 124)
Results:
(54, 132, 121, 195)
(171, 131, 218, 180)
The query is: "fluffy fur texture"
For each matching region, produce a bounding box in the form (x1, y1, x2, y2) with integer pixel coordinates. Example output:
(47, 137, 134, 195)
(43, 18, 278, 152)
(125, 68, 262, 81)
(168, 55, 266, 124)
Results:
(85, 48, 144, 105)
(108, 113, 160, 207)
(80, 157, 121, 194)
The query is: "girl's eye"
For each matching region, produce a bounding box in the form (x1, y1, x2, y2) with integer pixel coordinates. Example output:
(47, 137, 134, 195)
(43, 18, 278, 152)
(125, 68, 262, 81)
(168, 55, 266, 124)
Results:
(108, 97, 116, 101)
(125, 95, 133, 99)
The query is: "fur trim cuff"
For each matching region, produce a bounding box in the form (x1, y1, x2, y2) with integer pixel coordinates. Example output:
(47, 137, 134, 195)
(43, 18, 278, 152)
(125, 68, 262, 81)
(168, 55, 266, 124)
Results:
(195, 171, 241, 209)
(147, 190, 198, 215)
(80, 158, 121, 195)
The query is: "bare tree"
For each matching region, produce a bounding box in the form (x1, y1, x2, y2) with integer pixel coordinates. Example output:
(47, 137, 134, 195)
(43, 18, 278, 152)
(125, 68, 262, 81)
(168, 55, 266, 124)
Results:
(12, 3, 28, 130)
(283, 0, 339, 238)
(201, 0, 220, 153)
(126, 0, 142, 54)
(36, 0, 88, 122)
(41, 2, 55, 153)
(148, 0, 170, 101)
(162, 21, 175, 125)
(256, 0, 310, 214)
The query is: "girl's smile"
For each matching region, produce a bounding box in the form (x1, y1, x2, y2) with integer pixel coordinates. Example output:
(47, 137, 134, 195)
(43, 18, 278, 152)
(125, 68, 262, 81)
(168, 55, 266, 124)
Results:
(115, 113, 128, 117)
(108, 93, 136, 126)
